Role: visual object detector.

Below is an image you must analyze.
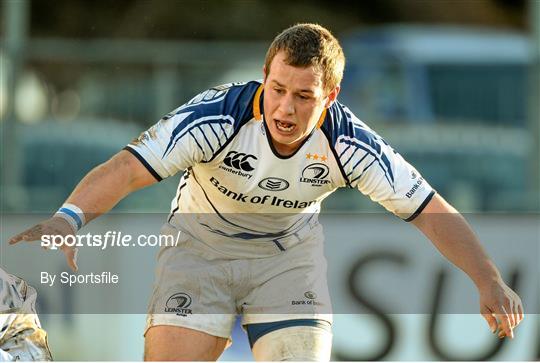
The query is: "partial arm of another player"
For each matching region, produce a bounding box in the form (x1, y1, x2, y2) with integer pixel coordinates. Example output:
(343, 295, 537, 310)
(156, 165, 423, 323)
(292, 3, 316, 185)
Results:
(9, 150, 158, 270)
(411, 193, 524, 339)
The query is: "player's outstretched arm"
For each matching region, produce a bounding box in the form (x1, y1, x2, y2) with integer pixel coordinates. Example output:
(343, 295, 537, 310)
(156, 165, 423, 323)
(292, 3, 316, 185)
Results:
(8, 150, 158, 271)
(411, 194, 524, 339)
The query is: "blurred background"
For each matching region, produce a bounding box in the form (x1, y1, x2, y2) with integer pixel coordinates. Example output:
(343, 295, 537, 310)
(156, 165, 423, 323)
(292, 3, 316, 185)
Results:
(1, 0, 539, 361)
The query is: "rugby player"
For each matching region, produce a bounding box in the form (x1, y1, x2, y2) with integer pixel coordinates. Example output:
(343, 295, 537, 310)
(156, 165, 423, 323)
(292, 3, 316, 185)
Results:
(10, 24, 524, 361)
(0, 267, 52, 361)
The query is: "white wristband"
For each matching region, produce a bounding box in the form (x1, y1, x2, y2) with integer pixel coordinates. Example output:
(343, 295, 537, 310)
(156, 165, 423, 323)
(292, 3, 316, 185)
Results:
(54, 203, 86, 232)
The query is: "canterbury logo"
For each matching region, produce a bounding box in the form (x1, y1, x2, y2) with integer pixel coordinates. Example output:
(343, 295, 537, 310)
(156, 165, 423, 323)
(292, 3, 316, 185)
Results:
(223, 151, 257, 172)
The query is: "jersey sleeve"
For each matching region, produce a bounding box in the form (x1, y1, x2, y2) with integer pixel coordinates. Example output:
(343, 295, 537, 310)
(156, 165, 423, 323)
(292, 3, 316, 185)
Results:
(325, 104, 435, 221)
(0, 268, 24, 312)
(124, 82, 260, 181)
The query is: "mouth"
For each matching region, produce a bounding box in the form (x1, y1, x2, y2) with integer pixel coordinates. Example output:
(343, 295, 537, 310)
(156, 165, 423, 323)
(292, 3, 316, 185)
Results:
(274, 119, 296, 133)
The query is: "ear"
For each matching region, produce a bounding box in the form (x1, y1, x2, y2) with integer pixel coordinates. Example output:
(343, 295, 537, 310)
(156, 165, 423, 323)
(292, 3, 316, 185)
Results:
(263, 65, 267, 83)
(324, 86, 340, 108)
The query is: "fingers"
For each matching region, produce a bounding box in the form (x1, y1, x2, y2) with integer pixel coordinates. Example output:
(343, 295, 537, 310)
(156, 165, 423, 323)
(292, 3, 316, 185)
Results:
(497, 324, 507, 339)
(11, 219, 81, 273)
(512, 296, 524, 326)
(8, 232, 26, 245)
(480, 306, 498, 333)
(62, 246, 79, 272)
(9, 225, 43, 244)
(9, 218, 76, 246)
(481, 306, 512, 339)
(516, 302, 524, 324)
(501, 295, 525, 337)
(505, 302, 516, 328)
(497, 308, 514, 339)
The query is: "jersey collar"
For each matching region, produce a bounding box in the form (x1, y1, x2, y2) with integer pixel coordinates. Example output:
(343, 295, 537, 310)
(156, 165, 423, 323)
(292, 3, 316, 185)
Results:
(253, 84, 264, 121)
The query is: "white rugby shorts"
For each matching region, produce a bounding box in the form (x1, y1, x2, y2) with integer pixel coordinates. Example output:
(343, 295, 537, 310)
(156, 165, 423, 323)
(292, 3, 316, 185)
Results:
(145, 227, 332, 339)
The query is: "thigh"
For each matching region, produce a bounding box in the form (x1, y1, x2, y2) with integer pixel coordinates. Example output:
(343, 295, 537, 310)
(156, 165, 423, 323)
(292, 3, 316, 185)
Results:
(247, 320, 332, 361)
(144, 325, 228, 361)
(147, 244, 237, 338)
(241, 234, 332, 325)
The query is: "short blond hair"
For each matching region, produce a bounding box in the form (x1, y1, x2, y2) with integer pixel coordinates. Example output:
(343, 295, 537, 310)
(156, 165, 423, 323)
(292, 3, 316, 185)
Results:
(264, 23, 345, 93)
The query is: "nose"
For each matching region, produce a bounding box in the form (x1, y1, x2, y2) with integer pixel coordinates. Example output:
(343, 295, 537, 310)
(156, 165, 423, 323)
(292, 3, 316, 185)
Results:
(277, 93, 294, 116)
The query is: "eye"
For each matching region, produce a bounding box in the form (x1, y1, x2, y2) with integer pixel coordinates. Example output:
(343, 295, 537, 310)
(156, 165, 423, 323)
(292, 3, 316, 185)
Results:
(298, 94, 310, 100)
(274, 88, 284, 94)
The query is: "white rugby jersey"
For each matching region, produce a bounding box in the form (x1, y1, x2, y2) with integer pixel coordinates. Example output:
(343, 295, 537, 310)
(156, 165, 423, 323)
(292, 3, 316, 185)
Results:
(125, 81, 434, 255)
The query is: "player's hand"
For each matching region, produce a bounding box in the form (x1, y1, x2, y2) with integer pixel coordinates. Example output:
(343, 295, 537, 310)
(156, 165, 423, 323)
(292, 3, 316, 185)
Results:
(9, 217, 79, 272)
(478, 279, 524, 339)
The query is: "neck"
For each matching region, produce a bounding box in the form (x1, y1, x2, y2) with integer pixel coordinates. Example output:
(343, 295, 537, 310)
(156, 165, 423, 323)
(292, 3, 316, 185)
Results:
(271, 140, 298, 157)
